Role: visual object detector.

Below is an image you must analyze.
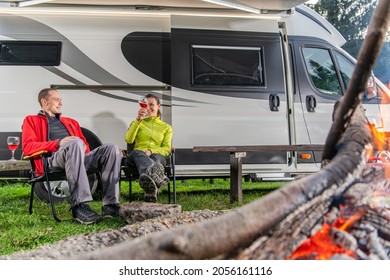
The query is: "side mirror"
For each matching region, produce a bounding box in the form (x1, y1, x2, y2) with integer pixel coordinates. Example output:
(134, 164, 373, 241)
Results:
(365, 76, 377, 100)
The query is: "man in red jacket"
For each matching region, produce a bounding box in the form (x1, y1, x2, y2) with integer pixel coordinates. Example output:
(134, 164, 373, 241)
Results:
(22, 88, 122, 224)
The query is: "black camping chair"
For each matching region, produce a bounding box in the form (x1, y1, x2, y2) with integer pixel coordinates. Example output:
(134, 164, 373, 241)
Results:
(122, 143, 176, 203)
(25, 127, 102, 222)
(25, 151, 71, 222)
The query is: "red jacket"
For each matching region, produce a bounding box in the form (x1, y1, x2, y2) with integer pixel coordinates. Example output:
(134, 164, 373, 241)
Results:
(22, 112, 90, 174)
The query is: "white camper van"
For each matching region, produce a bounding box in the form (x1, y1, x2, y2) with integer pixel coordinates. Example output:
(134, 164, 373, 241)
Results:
(0, 1, 389, 181)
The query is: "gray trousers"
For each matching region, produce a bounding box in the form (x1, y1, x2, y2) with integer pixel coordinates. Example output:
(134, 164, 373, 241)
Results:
(47, 138, 122, 207)
(128, 150, 167, 175)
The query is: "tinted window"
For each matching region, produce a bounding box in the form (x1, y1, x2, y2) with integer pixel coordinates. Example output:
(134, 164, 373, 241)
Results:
(192, 45, 264, 87)
(302, 47, 341, 95)
(334, 51, 354, 90)
(0, 41, 61, 66)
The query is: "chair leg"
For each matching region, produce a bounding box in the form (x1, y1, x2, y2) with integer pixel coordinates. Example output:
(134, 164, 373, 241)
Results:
(45, 175, 61, 222)
(172, 153, 177, 204)
(29, 182, 35, 214)
(129, 176, 133, 202)
(173, 174, 177, 204)
(167, 181, 171, 204)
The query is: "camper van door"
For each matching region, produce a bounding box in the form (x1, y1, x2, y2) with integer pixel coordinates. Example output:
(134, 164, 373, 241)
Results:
(169, 15, 294, 177)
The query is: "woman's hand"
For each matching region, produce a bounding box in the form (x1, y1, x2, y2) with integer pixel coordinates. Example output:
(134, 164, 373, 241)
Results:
(136, 108, 149, 121)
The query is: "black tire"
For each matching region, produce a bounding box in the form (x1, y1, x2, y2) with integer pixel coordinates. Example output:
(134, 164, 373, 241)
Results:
(34, 173, 100, 203)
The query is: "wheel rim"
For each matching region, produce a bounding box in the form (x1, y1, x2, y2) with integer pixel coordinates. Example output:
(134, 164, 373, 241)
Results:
(44, 180, 70, 199)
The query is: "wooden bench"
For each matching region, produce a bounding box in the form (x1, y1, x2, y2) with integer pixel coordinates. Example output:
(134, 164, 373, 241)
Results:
(0, 160, 31, 172)
(193, 144, 324, 203)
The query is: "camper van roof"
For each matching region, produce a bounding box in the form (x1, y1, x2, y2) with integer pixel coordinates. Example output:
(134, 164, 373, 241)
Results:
(0, 0, 309, 14)
(0, 1, 345, 47)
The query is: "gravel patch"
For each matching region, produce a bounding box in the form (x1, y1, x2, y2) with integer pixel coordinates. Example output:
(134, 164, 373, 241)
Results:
(1, 209, 226, 260)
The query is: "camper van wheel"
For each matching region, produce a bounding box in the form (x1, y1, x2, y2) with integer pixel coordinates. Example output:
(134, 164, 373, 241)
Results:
(249, 173, 258, 182)
(34, 174, 99, 203)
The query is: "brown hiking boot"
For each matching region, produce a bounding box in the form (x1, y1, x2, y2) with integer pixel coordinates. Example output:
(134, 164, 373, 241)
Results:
(139, 173, 158, 202)
(146, 162, 169, 188)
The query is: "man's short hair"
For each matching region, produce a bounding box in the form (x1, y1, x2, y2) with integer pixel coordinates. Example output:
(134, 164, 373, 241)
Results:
(38, 88, 56, 106)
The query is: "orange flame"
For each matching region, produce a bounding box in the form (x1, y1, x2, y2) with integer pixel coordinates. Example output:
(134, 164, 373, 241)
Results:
(286, 209, 366, 260)
(370, 125, 387, 155)
(367, 123, 390, 178)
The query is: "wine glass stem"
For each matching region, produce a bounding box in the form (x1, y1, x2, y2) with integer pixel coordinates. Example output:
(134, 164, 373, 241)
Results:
(11, 151, 15, 160)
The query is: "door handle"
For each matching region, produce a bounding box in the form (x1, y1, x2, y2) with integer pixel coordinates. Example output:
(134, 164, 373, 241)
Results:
(269, 94, 280, 112)
(306, 95, 316, 112)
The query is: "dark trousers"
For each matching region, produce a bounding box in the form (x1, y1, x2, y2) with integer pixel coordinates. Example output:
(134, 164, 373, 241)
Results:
(127, 150, 166, 175)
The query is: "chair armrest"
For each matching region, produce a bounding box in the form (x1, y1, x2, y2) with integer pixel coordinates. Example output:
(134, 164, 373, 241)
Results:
(23, 150, 49, 160)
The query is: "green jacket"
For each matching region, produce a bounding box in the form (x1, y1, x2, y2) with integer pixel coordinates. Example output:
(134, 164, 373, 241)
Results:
(125, 116, 173, 157)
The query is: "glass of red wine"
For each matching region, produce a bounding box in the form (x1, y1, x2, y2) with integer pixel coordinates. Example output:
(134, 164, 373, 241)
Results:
(138, 97, 150, 119)
(7, 136, 20, 161)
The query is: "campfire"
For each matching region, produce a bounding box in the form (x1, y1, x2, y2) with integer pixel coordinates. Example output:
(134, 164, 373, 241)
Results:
(280, 124, 390, 260)
(286, 209, 367, 260)
(234, 107, 390, 260)
(284, 193, 390, 260)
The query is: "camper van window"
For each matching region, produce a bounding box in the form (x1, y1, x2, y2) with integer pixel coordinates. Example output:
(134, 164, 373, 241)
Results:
(0, 41, 61, 66)
(302, 47, 342, 96)
(334, 52, 354, 91)
(191, 45, 264, 87)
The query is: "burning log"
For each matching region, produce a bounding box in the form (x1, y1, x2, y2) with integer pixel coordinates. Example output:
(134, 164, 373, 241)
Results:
(237, 106, 390, 260)
(239, 161, 390, 260)
(78, 0, 390, 260)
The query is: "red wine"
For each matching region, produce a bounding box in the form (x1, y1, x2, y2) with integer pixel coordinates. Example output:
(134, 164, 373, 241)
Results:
(8, 144, 18, 151)
(139, 102, 148, 109)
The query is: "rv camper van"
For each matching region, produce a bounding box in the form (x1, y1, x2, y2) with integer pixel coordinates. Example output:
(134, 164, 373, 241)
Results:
(0, 1, 389, 182)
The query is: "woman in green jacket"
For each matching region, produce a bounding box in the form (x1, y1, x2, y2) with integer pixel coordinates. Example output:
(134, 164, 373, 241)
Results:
(125, 93, 173, 202)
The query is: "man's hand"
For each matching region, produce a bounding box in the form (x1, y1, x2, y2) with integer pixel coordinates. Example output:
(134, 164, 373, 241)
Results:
(59, 136, 86, 150)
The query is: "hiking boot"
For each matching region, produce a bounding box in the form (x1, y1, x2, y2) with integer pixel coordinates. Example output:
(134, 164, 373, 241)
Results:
(146, 162, 168, 188)
(157, 175, 170, 189)
(139, 173, 158, 202)
(71, 203, 103, 225)
(102, 203, 121, 218)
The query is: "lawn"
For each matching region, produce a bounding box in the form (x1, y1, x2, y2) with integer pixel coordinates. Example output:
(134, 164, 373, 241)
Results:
(0, 178, 287, 256)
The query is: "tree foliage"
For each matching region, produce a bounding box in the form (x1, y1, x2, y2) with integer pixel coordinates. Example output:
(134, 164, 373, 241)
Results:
(311, 0, 377, 58)
(308, 0, 389, 83)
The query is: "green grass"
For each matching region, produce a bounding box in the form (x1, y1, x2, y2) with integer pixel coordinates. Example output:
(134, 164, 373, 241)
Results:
(0, 178, 287, 256)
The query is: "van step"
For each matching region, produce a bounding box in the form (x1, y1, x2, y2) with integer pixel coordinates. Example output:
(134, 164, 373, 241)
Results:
(250, 173, 294, 182)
